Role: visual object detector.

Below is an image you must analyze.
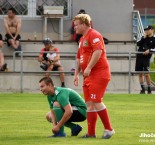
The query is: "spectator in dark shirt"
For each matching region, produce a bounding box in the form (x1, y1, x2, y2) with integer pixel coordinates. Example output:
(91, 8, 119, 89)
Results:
(135, 25, 155, 94)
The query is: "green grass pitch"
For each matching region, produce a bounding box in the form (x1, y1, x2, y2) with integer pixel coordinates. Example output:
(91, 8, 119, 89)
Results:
(0, 93, 155, 145)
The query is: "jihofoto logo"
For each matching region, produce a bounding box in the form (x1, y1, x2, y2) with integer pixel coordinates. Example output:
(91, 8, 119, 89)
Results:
(139, 133, 155, 138)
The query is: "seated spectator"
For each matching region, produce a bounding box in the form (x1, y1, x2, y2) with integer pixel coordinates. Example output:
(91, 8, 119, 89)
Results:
(38, 38, 65, 87)
(0, 34, 7, 71)
(3, 8, 22, 56)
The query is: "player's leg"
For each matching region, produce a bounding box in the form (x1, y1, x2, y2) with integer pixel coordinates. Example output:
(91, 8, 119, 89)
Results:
(65, 108, 86, 136)
(94, 102, 114, 139)
(52, 101, 66, 136)
(90, 78, 114, 139)
(82, 84, 97, 138)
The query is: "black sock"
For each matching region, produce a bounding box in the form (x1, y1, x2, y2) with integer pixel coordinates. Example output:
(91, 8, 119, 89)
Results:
(148, 85, 151, 92)
(140, 83, 145, 91)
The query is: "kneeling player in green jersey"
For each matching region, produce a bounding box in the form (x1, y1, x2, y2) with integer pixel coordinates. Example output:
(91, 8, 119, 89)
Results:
(39, 77, 86, 137)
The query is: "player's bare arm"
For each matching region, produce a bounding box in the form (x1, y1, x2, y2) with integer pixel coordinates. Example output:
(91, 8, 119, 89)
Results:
(51, 110, 57, 126)
(84, 49, 102, 77)
(52, 104, 72, 133)
(74, 59, 81, 86)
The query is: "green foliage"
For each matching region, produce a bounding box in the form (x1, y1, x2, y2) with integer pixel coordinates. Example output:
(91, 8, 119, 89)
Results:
(0, 93, 155, 145)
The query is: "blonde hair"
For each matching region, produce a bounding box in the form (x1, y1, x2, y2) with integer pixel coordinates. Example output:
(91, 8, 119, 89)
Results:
(73, 14, 91, 27)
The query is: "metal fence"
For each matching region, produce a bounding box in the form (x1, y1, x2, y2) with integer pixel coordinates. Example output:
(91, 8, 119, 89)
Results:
(0, 0, 70, 17)
(132, 10, 144, 41)
(12, 51, 155, 94)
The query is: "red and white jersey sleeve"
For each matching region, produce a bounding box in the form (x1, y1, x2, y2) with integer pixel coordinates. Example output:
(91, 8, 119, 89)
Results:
(76, 28, 110, 79)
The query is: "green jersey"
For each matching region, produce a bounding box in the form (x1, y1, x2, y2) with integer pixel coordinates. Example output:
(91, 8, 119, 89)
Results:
(47, 87, 86, 117)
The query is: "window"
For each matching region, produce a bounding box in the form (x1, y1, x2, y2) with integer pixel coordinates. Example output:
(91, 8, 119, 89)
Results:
(0, 0, 71, 17)
(0, 0, 28, 15)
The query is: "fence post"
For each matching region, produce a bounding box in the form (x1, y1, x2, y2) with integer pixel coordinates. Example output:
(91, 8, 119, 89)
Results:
(13, 52, 15, 72)
(20, 52, 24, 93)
(128, 52, 132, 94)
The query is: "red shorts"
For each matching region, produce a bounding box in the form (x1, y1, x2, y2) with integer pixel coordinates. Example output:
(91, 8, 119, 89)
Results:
(83, 77, 110, 103)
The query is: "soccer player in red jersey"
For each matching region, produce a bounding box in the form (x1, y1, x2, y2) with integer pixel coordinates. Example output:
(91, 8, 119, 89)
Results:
(73, 14, 115, 139)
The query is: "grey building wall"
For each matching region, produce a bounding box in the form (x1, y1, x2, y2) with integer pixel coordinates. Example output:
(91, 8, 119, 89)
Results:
(0, 0, 133, 41)
(72, 0, 134, 41)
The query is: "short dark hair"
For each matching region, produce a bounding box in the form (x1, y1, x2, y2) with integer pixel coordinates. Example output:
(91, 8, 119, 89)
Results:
(78, 9, 86, 14)
(39, 77, 54, 86)
(8, 8, 16, 14)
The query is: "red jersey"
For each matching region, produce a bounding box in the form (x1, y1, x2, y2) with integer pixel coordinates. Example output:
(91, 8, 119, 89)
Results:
(77, 28, 110, 79)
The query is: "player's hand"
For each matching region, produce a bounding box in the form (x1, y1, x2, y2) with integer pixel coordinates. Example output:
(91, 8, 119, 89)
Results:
(84, 67, 91, 77)
(74, 75, 79, 86)
(52, 125, 60, 134)
(143, 49, 149, 55)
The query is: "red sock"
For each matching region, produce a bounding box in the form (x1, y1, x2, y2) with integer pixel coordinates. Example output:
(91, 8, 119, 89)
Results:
(97, 108, 112, 131)
(87, 112, 98, 136)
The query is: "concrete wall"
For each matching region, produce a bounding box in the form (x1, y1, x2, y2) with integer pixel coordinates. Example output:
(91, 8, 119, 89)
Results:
(0, 72, 140, 94)
(0, 41, 140, 93)
(72, 0, 134, 41)
(0, 0, 133, 41)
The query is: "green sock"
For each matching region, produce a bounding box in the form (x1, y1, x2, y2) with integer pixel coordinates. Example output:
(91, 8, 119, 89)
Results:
(65, 122, 76, 129)
(53, 106, 65, 134)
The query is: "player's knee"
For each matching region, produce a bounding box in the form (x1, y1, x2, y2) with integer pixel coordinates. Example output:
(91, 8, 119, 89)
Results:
(86, 101, 95, 111)
(53, 101, 61, 107)
(46, 112, 52, 122)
